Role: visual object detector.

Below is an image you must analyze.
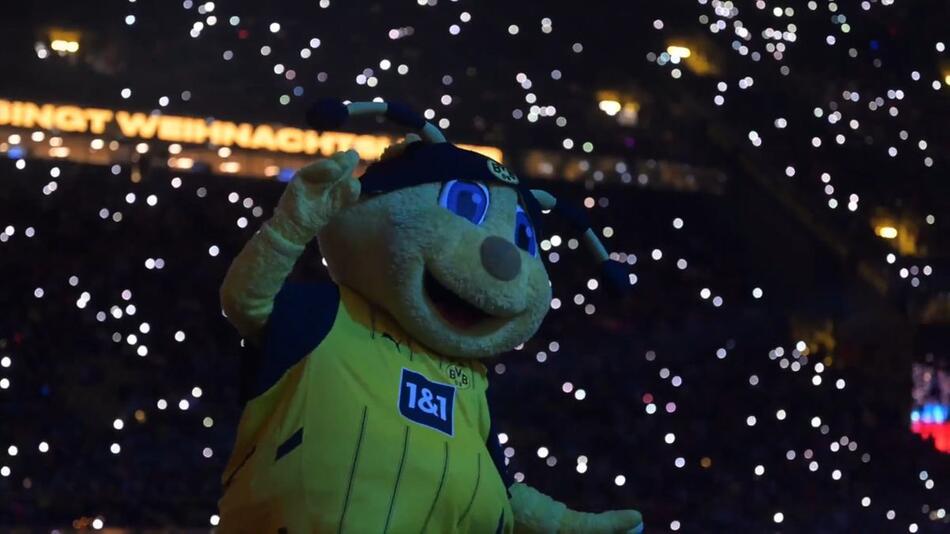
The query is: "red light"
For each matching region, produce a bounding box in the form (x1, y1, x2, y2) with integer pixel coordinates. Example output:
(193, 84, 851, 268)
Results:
(911, 422, 950, 454)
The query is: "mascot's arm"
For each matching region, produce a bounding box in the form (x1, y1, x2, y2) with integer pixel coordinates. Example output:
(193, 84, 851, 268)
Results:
(509, 484, 643, 534)
(488, 407, 643, 533)
(220, 150, 361, 343)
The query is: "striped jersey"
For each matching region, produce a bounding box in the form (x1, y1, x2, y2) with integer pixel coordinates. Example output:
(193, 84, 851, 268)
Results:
(218, 283, 513, 534)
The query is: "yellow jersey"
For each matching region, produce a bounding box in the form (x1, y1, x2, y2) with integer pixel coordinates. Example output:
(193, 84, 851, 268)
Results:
(218, 283, 513, 534)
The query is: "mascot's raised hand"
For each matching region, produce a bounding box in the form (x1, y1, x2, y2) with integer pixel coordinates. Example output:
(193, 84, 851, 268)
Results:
(218, 149, 360, 342)
(270, 149, 361, 247)
(217, 100, 643, 533)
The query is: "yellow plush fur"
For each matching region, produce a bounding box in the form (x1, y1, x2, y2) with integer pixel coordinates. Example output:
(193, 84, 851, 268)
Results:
(317, 181, 552, 359)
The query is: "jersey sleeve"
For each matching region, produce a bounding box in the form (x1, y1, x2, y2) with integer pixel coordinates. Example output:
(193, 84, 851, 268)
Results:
(239, 281, 340, 402)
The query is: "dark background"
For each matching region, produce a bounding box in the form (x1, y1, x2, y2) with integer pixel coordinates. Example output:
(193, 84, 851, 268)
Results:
(0, 1, 948, 532)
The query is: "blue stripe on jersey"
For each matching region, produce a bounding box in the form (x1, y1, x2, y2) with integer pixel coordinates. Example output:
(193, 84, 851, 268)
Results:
(251, 282, 340, 399)
(275, 427, 303, 461)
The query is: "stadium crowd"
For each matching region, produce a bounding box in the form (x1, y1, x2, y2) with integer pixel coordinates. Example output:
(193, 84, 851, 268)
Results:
(1, 156, 946, 532)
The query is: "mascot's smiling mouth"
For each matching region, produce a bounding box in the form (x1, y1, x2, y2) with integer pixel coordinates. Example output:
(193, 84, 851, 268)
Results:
(423, 269, 496, 330)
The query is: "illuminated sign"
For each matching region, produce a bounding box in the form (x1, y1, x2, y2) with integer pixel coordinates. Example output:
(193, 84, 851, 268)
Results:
(0, 99, 502, 162)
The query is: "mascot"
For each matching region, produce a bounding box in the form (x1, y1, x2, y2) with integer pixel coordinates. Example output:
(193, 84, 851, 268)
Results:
(216, 100, 644, 533)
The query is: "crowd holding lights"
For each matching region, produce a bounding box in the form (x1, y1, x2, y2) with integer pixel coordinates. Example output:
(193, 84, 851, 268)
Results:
(706, 4, 937, 291)
(0, 0, 946, 531)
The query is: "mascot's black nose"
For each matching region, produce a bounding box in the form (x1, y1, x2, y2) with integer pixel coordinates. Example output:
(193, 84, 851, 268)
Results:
(480, 236, 521, 281)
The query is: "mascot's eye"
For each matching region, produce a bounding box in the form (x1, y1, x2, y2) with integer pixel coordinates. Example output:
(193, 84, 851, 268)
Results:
(514, 206, 538, 257)
(438, 180, 490, 225)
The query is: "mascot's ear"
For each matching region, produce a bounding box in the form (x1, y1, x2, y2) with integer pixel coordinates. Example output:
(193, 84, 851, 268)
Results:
(380, 133, 423, 161)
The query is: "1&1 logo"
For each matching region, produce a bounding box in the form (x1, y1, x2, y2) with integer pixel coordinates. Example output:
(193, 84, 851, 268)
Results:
(398, 368, 456, 436)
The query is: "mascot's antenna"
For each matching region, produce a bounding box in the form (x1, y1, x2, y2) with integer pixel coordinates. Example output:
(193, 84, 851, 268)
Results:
(530, 189, 630, 295)
(307, 99, 447, 144)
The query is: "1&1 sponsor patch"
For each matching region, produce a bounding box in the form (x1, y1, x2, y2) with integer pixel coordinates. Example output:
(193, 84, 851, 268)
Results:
(398, 368, 456, 436)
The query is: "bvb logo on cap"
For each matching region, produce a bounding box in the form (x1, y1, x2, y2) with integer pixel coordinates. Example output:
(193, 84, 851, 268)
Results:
(487, 160, 519, 185)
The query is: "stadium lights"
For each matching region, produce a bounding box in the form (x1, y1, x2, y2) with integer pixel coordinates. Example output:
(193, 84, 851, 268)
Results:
(875, 225, 898, 239)
(48, 147, 70, 158)
(618, 102, 640, 126)
(219, 161, 241, 173)
(666, 45, 692, 59)
(596, 91, 641, 126)
(598, 99, 622, 116)
(169, 157, 195, 170)
(50, 40, 79, 53)
(871, 216, 918, 255)
(665, 37, 720, 76)
(48, 29, 81, 55)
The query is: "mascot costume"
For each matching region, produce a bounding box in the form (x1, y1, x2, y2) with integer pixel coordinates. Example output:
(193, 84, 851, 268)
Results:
(216, 100, 644, 533)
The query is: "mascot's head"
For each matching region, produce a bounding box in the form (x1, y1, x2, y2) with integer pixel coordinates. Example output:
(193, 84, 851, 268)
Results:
(309, 100, 627, 359)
